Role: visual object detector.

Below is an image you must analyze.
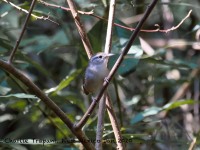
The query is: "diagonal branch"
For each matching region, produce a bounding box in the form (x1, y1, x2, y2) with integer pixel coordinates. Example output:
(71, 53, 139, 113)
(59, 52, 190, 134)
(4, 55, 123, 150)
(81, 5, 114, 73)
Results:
(3, 0, 58, 25)
(0, 60, 95, 150)
(8, 0, 37, 64)
(75, 0, 159, 129)
(106, 95, 123, 150)
(66, 0, 93, 58)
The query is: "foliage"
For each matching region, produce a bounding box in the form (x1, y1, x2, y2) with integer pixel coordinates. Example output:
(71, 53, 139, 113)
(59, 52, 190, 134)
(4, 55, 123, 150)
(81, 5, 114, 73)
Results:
(0, 0, 200, 149)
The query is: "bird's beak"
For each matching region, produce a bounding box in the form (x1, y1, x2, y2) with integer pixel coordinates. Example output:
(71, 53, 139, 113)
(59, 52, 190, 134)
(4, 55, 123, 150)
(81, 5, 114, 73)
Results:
(105, 53, 114, 58)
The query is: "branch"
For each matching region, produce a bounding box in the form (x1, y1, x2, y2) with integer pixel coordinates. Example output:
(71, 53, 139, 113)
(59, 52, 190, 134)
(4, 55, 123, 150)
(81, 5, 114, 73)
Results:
(96, 0, 117, 148)
(0, 60, 95, 150)
(106, 95, 124, 150)
(95, 95, 106, 150)
(8, 0, 37, 64)
(66, 0, 93, 58)
(39, 0, 191, 33)
(2, 0, 58, 25)
(104, 0, 115, 54)
(75, 0, 158, 129)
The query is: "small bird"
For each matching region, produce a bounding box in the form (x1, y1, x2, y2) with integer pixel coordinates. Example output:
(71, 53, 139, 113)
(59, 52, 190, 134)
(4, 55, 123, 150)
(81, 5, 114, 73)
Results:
(83, 52, 114, 96)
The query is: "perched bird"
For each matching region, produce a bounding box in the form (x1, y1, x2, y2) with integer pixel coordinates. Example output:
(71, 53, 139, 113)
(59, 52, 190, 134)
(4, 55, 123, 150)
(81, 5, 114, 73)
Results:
(83, 52, 114, 96)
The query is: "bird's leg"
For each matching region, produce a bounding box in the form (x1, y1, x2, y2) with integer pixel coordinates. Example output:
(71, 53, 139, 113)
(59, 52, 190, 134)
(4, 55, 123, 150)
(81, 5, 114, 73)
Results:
(91, 96, 98, 105)
(104, 77, 109, 84)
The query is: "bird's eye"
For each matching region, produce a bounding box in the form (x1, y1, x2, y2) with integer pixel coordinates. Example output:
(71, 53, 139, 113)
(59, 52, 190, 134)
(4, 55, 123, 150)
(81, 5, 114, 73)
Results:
(98, 55, 102, 59)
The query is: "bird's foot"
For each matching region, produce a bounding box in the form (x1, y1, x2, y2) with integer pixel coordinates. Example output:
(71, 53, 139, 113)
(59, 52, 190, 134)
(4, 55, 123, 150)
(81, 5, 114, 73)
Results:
(104, 77, 109, 83)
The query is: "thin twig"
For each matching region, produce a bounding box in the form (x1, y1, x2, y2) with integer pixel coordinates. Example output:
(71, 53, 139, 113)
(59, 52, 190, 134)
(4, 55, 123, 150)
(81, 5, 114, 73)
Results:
(104, 0, 115, 54)
(0, 60, 95, 150)
(39, 0, 191, 33)
(66, 0, 93, 58)
(38, 0, 94, 16)
(113, 79, 123, 127)
(96, 0, 117, 149)
(95, 95, 106, 150)
(75, 0, 158, 129)
(188, 137, 196, 150)
(103, 0, 125, 149)
(8, 0, 37, 64)
(106, 95, 124, 150)
(2, 0, 58, 25)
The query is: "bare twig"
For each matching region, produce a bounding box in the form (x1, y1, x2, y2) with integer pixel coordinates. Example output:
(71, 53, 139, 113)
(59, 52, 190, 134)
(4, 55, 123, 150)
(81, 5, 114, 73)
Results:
(104, 0, 116, 54)
(113, 79, 123, 127)
(96, 0, 117, 148)
(8, 0, 37, 64)
(38, 0, 94, 16)
(75, 0, 158, 129)
(106, 95, 124, 150)
(95, 95, 106, 150)
(188, 137, 196, 150)
(3, 0, 58, 24)
(66, 0, 93, 58)
(0, 60, 95, 150)
(39, 0, 191, 33)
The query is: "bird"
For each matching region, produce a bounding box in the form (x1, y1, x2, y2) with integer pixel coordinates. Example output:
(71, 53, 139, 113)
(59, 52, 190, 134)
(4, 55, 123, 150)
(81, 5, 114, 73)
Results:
(82, 52, 114, 96)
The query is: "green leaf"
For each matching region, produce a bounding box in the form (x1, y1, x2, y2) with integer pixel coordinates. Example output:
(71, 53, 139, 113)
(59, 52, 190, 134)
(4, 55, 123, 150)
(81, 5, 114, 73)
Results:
(46, 69, 83, 94)
(163, 99, 195, 111)
(0, 93, 37, 99)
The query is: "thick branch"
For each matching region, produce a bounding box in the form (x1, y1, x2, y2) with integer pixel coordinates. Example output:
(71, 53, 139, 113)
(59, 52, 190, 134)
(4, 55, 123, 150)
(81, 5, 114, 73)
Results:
(0, 60, 95, 150)
(75, 0, 158, 129)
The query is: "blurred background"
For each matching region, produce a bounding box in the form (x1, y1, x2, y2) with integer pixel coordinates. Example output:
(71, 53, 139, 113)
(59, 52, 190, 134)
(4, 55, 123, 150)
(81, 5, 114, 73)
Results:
(0, 0, 200, 149)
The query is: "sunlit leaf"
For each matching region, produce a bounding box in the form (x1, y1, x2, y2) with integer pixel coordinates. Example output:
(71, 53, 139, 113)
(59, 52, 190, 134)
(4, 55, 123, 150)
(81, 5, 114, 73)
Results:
(163, 99, 195, 111)
(0, 93, 37, 99)
(0, 85, 11, 95)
